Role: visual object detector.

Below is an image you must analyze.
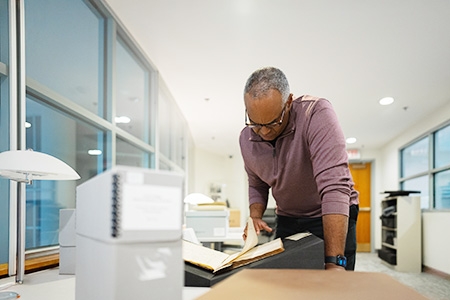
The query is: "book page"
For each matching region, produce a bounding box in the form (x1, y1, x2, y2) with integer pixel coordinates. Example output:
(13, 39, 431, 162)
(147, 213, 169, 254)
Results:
(219, 217, 258, 267)
(183, 217, 284, 273)
(182, 240, 229, 271)
(286, 232, 311, 241)
(235, 238, 283, 262)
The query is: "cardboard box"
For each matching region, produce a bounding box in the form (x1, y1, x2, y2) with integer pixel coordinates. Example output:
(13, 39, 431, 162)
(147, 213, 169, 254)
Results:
(228, 209, 240, 227)
(186, 210, 229, 238)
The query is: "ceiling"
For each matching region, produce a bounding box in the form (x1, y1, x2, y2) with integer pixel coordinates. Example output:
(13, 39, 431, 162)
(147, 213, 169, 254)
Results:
(104, 0, 450, 158)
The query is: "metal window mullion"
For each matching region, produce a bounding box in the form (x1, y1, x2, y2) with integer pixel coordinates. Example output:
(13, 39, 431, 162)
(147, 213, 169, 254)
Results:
(143, 70, 150, 167)
(106, 17, 116, 168)
(429, 133, 435, 209)
(8, 0, 26, 284)
(150, 70, 159, 169)
(16, 0, 26, 284)
(7, 0, 18, 277)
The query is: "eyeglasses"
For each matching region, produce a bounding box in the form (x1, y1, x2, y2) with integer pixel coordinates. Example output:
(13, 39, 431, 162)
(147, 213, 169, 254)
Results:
(245, 104, 287, 131)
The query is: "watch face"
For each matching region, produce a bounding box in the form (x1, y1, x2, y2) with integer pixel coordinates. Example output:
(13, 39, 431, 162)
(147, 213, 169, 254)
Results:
(337, 256, 347, 267)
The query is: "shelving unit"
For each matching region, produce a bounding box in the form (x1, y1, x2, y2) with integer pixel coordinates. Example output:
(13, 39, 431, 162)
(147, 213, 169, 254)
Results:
(378, 193, 422, 272)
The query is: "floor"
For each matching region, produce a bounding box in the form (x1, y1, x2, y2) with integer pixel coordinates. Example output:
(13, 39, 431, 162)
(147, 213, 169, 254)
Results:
(354, 252, 450, 300)
(0, 252, 449, 300)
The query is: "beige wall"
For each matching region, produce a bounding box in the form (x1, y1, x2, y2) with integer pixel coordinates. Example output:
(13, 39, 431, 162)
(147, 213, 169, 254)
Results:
(189, 148, 248, 227)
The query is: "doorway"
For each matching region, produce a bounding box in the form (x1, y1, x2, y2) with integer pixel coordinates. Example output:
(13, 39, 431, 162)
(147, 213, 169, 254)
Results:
(349, 162, 372, 252)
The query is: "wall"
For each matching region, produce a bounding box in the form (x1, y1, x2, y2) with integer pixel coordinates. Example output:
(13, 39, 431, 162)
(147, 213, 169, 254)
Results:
(190, 148, 248, 227)
(378, 101, 450, 274)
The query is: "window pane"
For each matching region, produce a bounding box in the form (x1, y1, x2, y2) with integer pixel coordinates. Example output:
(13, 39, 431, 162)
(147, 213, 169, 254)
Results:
(435, 125, 450, 169)
(0, 0, 8, 64)
(116, 138, 147, 167)
(26, 96, 107, 248)
(159, 91, 171, 159)
(401, 176, 429, 209)
(435, 170, 450, 209)
(401, 137, 429, 178)
(115, 39, 148, 140)
(173, 111, 186, 169)
(159, 159, 172, 171)
(25, 0, 104, 115)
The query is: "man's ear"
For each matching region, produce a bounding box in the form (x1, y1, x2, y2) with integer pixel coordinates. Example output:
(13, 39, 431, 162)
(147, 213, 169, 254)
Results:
(287, 93, 294, 107)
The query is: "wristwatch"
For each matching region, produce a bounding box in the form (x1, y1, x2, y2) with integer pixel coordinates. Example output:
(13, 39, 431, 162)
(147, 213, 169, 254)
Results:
(325, 255, 347, 268)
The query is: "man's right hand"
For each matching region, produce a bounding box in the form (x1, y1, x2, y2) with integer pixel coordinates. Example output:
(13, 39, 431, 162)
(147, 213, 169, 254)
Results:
(242, 217, 273, 240)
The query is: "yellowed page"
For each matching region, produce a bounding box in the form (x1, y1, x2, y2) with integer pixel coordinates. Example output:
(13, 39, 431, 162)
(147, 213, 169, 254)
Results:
(182, 240, 229, 271)
(286, 232, 311, 241)
(218, 217, 257, 267)
(235, 238, 283, 261)
(183, 217, 282, 273)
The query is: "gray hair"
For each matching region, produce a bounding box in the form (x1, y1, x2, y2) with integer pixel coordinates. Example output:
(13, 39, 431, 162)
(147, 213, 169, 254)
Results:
(244, 67, 290, 105)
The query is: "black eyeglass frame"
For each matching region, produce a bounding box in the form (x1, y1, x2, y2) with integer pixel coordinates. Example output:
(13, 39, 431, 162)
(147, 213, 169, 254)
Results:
(245, 104, 288, 130)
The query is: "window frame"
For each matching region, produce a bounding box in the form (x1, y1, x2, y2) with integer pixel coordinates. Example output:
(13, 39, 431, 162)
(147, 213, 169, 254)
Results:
(399, 121, 450, 211)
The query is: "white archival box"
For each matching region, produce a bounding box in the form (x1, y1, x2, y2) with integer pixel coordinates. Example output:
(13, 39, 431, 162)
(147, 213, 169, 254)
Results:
(59, 209, 76, 275)
(185, 210, 229, 238)
(75, 166, 184, 300)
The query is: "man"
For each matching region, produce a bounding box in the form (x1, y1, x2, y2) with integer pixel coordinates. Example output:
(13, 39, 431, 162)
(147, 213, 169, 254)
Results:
(239, 67, 359, 270)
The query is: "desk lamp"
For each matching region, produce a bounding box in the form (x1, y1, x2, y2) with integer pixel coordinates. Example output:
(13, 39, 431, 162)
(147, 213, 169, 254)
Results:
(183, 192, 214, 211)
(0, 149, 80, 286)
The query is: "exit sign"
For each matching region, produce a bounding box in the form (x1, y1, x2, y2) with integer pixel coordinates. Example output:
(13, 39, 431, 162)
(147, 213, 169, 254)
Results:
(347, 149, 361, 160)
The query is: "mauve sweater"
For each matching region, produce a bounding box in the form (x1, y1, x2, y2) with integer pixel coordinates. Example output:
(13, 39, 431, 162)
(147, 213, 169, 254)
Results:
(239, 95, 359, 218)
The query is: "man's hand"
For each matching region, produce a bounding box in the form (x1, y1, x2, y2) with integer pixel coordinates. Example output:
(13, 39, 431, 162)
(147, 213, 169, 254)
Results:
(242, 217, 273, 240)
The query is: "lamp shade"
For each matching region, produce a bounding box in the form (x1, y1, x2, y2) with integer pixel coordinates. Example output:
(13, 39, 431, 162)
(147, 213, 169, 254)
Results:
(183, 193, 214, 205)
(0, 150, 80, 183)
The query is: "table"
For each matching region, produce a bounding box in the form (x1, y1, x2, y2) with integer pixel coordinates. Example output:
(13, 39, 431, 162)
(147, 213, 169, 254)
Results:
(196, 269, 428, 300)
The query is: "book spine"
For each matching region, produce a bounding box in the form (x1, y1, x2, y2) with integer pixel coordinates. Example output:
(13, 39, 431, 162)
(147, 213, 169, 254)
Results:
(111, 173, 121, 238)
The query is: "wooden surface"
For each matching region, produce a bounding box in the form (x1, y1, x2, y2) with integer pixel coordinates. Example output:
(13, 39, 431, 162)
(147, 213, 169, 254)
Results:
(0, 254, 59, 278)
(197, 269, 427, 300)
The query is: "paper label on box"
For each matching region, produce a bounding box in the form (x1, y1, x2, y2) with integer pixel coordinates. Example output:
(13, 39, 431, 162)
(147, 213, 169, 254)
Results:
(121, 183, 181, 231)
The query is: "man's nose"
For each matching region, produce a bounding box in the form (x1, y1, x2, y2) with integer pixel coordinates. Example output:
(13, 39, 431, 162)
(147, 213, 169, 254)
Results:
(259, 126, 271, 135)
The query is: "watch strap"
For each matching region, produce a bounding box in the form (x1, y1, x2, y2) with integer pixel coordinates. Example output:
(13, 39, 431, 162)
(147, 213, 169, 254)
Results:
(325, 255, 347, 267)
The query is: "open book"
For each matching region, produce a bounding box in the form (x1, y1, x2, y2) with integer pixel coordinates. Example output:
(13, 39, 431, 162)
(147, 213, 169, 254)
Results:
(183, 217, 284, 273)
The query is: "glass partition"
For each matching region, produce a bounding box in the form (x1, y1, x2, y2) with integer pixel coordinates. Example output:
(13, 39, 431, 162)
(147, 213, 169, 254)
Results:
(0, 0, 8, 64)
(401, 176, 429, 209)
(25, 96, 106, 248)
(116, 137, 147, 167)
(434, 125, 450, 169)
(435, 170, 450, 209)
(401, 137, 429, 178)
(115, 38, 149, 141)
(25, 0, 104, 116)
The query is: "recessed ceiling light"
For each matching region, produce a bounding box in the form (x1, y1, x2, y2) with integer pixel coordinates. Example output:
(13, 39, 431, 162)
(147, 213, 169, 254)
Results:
(88, 149, 102, 156)
(379, 97, 394, 106)
(346, 137, 357, 144)
(115, 116, 131, 124)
